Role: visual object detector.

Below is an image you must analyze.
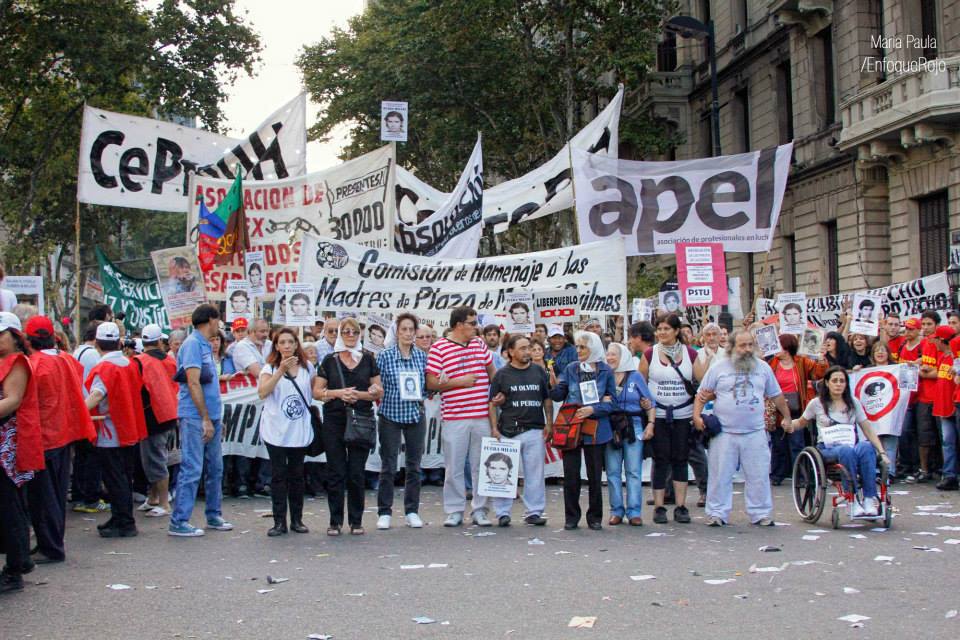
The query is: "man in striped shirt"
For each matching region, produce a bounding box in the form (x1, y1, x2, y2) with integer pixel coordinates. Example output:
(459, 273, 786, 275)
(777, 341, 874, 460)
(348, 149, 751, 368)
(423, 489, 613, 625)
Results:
(426, 306, 497, 527)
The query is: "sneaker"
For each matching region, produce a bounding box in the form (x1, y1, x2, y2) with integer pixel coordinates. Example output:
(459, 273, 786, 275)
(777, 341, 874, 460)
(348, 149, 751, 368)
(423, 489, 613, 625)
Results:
(916, 471, 932, 484)
(0, 571, 24, 594)
(863, 496, 880, 516)
(706, 516, 725, 527)
(653, 506, 668, 524)
(254, 486, 271, 497)
(851, 499, 867, 518)
(443, 512, 463, 527)
(405, 513, 424, 528)
(73, 500, 110, 514)
(904, 474, 918, 484)
(674, 506, 691, 524)
(498, 515, 511, 527)
(524, 514, 547, 526)
(144, 506, 169, 518)
(99, 526, 138, 538)
(752, 517, 775, 527)
(377, 515, 391, 530)
(206, 516, 234, 531)
(168, 522, 205, 537)
(473, 511, 493, 527)
(94, 500, 110, 512)
(936, 476, 959, 491)
(137, 500, 157, 512)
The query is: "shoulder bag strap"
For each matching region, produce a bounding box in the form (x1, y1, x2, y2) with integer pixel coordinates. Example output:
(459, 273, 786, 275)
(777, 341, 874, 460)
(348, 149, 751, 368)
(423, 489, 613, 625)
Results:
(285, 368, 311, 408)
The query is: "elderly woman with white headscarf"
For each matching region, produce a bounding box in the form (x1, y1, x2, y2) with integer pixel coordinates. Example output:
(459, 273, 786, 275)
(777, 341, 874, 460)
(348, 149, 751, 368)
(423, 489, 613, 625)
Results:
(604, 343, 655, 526)
(549, 330, 617, 531)
(313, 317, 383, 536)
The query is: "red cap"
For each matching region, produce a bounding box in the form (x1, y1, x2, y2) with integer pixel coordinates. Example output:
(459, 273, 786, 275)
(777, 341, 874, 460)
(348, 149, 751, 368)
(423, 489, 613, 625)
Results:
(24, 315, 55, 338)
(904, 318, 921, 330)
(232, 317, 249, 330)
(935, 325, 955, 341)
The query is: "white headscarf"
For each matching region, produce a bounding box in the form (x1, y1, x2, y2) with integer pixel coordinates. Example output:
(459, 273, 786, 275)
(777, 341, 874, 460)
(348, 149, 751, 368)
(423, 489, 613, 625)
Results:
(609, 342, 637, 373)
(334, 323, 364, 366)
(574, 330, 605, 371)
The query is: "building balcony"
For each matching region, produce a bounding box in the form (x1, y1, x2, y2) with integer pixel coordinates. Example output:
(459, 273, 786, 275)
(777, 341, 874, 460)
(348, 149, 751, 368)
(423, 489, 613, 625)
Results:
(629, 70, 694, 125)
(838, 55, 960, 160)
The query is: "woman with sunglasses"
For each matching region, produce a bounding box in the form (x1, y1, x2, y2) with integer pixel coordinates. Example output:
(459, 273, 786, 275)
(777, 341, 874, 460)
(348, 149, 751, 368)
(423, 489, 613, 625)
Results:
(313, 318, 383, 536)
(0, 313, 44, 592)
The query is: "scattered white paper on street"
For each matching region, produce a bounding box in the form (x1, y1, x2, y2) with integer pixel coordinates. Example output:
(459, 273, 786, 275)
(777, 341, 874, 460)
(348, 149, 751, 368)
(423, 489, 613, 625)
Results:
(802, 535, 820, 541)
(849, 534, 867, 539)
(567, 616, 597, 628)
(843, 587, 860, 594)
(943, 538, 960, 545)
(630, 575, 656, 581)
(528, 538, 545, 545)
(257, 589, 274, 594)
(412, 617, 436, 625)
(401, 564, 425, 570)
(873, 555, 894, 562)
(838, 614, 870, 623)
(107, 584, 131, 590)
(704, 579, 736, 585)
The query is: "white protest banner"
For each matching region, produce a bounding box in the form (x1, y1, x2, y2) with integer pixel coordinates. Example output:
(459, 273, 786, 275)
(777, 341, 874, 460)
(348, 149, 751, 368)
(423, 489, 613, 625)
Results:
(572, 142, 793, 255)
(78, 95, 306, 212)
(777, 292, 807, 335)
(850, 293, 882, 336)
(285, 283, 316, 326)
(381, 101, 408, 142)
(850, 365, 910, 437)
(189, 145, 396, 299)
(150, 246, 205, 330)
(395, 87, 623, 234)
(534, 288, 580, 324)
(225, 280, 253, 324)
(298, 234, 626, 316)
(867, 272, 951, 319)
(504, 292, 535, 334)
(244, 251, 266, 297)
(3, 276, 44, 315)
(477, 437, 520, 499)
(394, 136, 482, 258)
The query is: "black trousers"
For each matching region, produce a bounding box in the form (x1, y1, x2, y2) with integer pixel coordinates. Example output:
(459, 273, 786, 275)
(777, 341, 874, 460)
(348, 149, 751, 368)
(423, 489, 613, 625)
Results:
(377, 415, 425, 516)
(562, 443, 604, 526)
(265, 443, 306, 525)
(652, 418, 692, 489)
(322, 416, 370, 528)
(0, 471, 30, 575)
(71, 440, 102, 504)
(94, 446, 135, 531)
(27, 445, 71, 560)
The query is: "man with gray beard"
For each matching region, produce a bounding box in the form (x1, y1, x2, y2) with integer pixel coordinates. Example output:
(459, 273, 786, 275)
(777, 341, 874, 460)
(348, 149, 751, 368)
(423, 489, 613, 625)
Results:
(693, 329, 793, 526)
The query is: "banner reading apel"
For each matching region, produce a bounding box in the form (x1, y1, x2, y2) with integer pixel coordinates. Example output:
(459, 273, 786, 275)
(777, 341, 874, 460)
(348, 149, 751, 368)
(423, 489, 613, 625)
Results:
(395, 87, 623, 234)
(96, 249, 169, 332)
(572, 142, 794, 255)
(394, 136, 482, 258)
(78, 95, 306, 213)
(298, 234, 626, 315)
(188, 146, 396, 299)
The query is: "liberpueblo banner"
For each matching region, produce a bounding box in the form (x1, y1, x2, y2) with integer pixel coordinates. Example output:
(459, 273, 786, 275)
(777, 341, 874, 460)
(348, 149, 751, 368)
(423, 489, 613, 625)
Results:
(189, 146, 396, 299)
(298, 234, 626, 315)
(394, 136, 482, 258)
(96, 249, 169, 332)
(78, 95, 306, 212)
(572, 142, 794, 255)
(395, 87, 623, 234)
(849, 365, 910, 437)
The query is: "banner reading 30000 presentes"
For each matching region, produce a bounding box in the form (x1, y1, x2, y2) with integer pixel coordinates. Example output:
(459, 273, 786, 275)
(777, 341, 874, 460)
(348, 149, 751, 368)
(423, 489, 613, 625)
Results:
(572, 142, 793, 255)
(298, 234, 626, 315)
(188, 146, 396, 299)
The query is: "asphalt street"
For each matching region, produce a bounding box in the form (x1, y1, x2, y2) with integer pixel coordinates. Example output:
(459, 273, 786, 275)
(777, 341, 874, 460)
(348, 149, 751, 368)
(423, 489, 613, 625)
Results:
(3, 483, 959, 639)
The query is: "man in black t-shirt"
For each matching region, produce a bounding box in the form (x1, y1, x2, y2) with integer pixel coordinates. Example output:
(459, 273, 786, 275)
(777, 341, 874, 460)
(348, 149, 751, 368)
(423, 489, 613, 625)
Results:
(488, 335, 552, 527)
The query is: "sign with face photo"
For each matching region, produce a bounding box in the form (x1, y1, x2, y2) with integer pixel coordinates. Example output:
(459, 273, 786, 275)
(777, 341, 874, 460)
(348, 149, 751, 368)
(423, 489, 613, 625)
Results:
(658, 290, 683, 315)
(504, 291, 535, 334)
(777, 292, 807, 335)
(245, 251, 265, 297)
(285, 283, 315, 326)
(365, 313, 391, 355)
(272, 283, 288, 325)
(850, 293, 882, 337)
(399, 371, 422, 401)
(799, 327, 824, 358)
(753, 324, 781, 358)
(477, 437, 520, 499)
(579, 379, 600, 405)
(225, 280, 253, 323)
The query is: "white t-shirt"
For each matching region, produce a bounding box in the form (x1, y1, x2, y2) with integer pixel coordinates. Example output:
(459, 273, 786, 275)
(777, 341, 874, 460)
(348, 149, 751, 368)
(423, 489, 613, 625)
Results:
(233, 338, 267, 374)
(260, 363, 316, 448)
(0, 288, 16, 312)
(73, 343, 101, 394)
(801, 397, 868, 445)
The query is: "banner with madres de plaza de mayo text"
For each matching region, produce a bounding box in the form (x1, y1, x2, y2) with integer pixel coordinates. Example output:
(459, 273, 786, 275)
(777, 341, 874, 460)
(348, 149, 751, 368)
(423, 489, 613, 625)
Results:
(188, 145, 396, 300)
(297, 234, 626, 316)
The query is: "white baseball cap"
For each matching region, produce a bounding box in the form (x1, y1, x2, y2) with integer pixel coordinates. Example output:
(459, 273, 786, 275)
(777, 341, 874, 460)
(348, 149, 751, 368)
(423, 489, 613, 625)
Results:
(547, 325, 565, 338)
(95, 322, 121, 341)
(141, 323, 168, 342)
(0, 312, 21, 333)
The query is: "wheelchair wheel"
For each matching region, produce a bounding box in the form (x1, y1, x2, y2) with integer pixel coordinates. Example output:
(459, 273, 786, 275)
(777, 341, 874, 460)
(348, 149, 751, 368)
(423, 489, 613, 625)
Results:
(883, 501, 893, 529)
(792, 447, 827, 523)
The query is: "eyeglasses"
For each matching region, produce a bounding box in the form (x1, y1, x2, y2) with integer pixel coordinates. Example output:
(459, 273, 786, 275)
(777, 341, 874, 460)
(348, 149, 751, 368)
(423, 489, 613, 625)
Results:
(341, 329, 359, 336)
(575, 344, 589, 350)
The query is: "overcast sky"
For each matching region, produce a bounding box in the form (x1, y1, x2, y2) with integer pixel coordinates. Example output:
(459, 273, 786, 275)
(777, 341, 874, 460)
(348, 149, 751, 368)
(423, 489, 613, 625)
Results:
(217, 0, 366, 171)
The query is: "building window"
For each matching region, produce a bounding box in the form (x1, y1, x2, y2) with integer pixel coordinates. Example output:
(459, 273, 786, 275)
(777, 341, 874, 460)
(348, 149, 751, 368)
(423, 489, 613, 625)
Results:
(918, 191, 949, 276)
(734, 87, 750, 152)
(783, 234, 797, 291)
(699, 0, 712, 61)
(776, 61, 794, 143)
(823, 221, 839, 294)
(658, 32, 677, 71)
(867, 0, 885, 82)
(733, 0, 747, 34)
(920, 0, 938, 59)
(812, 28, 836, 128)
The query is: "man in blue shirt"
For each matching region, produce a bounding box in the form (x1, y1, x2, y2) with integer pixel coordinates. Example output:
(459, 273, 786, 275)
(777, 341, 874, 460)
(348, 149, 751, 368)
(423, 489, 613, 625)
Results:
(169, 304, 233, 537)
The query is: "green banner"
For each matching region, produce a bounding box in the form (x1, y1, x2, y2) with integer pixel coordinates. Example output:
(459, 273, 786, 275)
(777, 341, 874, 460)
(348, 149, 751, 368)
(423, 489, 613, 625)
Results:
(96, 248, 170, 332)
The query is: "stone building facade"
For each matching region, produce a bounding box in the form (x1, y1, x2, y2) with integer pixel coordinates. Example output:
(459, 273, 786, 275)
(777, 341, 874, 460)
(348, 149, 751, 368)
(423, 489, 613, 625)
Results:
(635, 0, 958, 311)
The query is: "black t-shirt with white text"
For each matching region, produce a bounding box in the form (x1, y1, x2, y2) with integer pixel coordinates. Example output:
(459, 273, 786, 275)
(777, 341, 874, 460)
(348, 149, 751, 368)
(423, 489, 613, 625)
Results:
(489, 363, 550, 433)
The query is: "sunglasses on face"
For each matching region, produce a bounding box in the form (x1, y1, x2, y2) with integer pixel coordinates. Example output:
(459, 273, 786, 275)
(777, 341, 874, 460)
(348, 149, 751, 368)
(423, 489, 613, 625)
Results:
(463, 320, 478, 326)
(341, 329, 359, 336)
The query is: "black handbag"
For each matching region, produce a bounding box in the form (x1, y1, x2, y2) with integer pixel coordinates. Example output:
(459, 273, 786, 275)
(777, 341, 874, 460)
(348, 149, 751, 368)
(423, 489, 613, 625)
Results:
(335, 357, 377, 449)
(286, 371, 324, 457)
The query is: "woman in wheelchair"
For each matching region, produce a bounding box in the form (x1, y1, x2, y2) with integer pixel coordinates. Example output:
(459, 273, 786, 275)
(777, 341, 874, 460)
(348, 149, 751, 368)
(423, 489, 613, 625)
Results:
(794, 366, 891, 517)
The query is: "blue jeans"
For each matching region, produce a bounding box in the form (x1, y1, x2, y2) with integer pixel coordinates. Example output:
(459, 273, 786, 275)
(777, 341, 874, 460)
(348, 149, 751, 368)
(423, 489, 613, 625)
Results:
(942, 411, 959, 480)
(819, 441, 878, 498)
(171, 418, 224, 526)
(605, 438, 644, 519)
